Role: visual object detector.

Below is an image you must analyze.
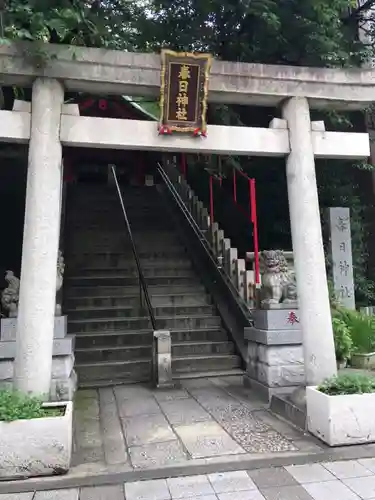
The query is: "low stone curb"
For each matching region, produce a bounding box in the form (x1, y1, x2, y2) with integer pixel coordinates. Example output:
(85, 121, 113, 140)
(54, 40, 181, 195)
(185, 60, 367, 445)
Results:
(2, 444, 375, 494)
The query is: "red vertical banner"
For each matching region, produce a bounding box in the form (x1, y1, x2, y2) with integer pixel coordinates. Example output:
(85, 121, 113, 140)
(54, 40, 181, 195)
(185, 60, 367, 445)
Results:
(250, 178, 260, 286)
(209, 175, 214, 224)
(233, 168, 237, 204)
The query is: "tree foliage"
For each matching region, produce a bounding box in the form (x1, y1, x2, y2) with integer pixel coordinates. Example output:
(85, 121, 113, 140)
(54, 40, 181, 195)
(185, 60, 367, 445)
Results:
(0, 0, 368, 68)
(132, 0, 365, 67)
(0, 0, 141, 49)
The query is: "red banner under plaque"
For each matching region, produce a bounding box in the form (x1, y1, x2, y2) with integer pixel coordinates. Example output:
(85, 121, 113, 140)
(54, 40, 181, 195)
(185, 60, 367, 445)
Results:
(159, 49, 212, 136)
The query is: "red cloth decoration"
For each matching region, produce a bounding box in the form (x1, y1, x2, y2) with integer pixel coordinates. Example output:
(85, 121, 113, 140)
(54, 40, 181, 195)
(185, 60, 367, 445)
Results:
(159, 125, 172, 135)
(193, 128, 207, 137)
(99, 99, 107, 110)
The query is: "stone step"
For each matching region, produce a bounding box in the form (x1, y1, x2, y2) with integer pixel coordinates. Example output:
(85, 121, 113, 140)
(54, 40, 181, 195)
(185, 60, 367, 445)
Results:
(75, 355, 241, 383)
(65, 283, 206, 298)
(75, 344, 152, 363)
(172, 368, 244, 381)
(66, 249, 188, 265)
(69, 201, 162, 210)
(68, 211, 166, 224)
(173, 341, 236, 357)
(68, 314, 222, 334)
(65, 292, 211, 309)
(67, 209, 166, 218)
(173, 355, 242, 374)
(75, 359, 152, 383)
(74, 327, 229, 349)
(78, 379, 146, 388)
(69, 202, 163, 213)
(67, 268, 195, 280)
(66, 304, 216, 320)
(65, 275, 199, 288)
(66, 262, 193, 277)
(67, 258, 192, 273)
(74, 341, 235, 364)
(78, 369, 245, 388)
(69, 188, 159, 198)
(67, 228, 176, 237)
(68, 234, 180, 249)
(69, 184, 157, 193)
(67, 219, 173, 231)
(70, 188, 159, 196)
(66, 241, 184, 253)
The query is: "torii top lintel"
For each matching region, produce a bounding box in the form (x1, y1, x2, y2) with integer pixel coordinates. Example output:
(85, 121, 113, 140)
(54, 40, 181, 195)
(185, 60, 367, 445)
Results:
(0, 42, 374, 111)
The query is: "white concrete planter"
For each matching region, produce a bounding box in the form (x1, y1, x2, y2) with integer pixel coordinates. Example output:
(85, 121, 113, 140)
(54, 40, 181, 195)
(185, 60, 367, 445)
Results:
(351, 352, 375, 370)
(306, 386, 375, 446)
(0, 401, 73, 480)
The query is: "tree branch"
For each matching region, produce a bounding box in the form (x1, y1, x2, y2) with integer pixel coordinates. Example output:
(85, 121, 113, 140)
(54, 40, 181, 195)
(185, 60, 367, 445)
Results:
(348, 0, 375, 18)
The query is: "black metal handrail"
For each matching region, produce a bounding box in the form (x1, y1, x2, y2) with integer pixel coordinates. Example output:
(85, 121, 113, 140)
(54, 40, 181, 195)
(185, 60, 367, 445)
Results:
(110, 165, 157, 331)
(157, 162, 250, 360)
(157, 162, 252, 319)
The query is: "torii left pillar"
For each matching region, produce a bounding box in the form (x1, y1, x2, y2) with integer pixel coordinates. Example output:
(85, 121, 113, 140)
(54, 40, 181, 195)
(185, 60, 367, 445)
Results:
(14, 78, 64, 396)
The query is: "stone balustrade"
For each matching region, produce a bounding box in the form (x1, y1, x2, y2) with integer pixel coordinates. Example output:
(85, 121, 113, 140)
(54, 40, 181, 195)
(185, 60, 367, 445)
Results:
(163, 161, 258, 310)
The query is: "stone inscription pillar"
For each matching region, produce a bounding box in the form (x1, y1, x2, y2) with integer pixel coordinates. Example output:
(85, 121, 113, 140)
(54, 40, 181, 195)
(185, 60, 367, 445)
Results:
(328, 207, 355, 310)
(282, 97, 336, 386)
(14, 78, 64, 396)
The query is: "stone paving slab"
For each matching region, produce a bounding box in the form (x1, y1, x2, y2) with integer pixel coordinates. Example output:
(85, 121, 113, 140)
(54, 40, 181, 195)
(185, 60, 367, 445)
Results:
(174, 420, 245, 458)
(128, 440, 188, 470)
(99, 388, 130, 466)
(158, 398, 214, 425)
(122, 413, 176, 446)
(34, 490, 80, 500)
(80, 484, 125, 500)
(12, 460, 375, 499)
(72, 376, 318, 470)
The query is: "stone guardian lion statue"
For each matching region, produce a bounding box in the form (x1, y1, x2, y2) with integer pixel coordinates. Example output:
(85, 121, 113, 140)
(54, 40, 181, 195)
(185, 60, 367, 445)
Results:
(1, 271, 20, 318)
(260, 250, 297, 308)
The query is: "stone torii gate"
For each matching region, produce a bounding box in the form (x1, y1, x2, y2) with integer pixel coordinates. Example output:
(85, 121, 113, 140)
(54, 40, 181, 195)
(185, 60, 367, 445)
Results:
(0, 42, 371, 396)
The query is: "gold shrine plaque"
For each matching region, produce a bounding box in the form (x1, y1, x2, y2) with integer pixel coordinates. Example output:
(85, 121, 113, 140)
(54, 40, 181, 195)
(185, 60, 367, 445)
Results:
(159, 49, 212, 134)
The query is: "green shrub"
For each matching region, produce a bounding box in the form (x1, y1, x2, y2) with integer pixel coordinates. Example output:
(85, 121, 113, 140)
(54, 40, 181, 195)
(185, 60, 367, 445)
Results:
(332, 317, 353, 362)
(0, 390, 61, 422)
(318, 374, 375, 396)
(334, 309, 375, 354)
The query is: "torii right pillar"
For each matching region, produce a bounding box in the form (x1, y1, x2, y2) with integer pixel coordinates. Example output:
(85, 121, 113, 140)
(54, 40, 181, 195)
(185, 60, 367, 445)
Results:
(282, 97, 337, 387)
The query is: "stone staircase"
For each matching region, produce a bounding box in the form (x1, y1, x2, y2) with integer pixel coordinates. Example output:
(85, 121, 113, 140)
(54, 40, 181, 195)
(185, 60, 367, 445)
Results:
(63, 184, 242, 387)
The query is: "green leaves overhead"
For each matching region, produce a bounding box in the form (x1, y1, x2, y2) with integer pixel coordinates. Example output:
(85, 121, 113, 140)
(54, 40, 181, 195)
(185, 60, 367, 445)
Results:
(0, 0, 370, 69)
(132, 0, 365, 67)
(1, 0, 142, 49)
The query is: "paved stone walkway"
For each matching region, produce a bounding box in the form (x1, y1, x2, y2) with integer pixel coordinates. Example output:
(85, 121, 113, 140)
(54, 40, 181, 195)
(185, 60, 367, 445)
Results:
(72, 376, 322, 469)
(6, 460, 375, 499)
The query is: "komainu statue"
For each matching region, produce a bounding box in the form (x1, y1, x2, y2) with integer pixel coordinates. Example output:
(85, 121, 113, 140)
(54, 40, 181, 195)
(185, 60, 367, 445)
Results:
(1, 271, 20, 318)
(55, 250, 65, 316)
(1, 251, 65, 318)
(260, 250, 297, 308)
